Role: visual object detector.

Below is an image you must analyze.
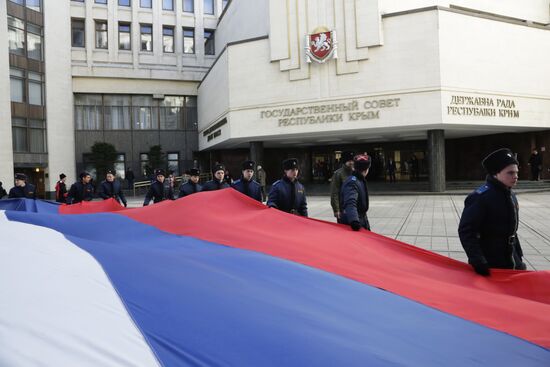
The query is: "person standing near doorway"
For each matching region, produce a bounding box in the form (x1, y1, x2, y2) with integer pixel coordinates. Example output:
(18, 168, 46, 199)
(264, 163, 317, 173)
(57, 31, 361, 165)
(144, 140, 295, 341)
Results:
(387, 158, 397, 183)
(330, 151, 354, 223)
(126, 168, 135, 189)
(410, 154, 419, 181)
(528, 149, 542, 181)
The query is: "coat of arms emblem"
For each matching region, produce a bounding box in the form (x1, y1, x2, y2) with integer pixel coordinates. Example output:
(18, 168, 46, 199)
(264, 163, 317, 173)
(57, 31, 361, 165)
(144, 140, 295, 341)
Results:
(305, 27, 337, 63)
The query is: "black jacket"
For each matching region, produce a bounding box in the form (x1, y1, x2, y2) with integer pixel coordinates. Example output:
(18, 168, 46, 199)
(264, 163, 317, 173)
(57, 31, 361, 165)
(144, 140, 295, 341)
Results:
(340, 172, 370, 230)
(202, 179, 230, 191)
(144, 180, 174, 206)
(0, 185, 8, 199)
(458, 175, 524, 269)
(55, 181, 67, 203)
(67, 181, 94, 204)
(232, 178, 262, 202)
(267, 176, 308, 217)
(99, 179, 127, 206)
(8, 184, 37, 199)
(179, 181, 202, 198)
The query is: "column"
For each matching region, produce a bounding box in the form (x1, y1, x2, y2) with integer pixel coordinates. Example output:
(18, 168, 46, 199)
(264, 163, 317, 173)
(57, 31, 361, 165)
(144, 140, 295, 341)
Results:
(250, 141, 264, 167)
(0, 1, 14, 186)
(428, 129, 445, 192)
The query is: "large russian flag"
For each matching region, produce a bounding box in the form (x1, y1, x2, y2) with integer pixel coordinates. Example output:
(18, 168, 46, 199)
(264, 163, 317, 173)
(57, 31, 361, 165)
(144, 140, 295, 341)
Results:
(1, 190, 549, 366)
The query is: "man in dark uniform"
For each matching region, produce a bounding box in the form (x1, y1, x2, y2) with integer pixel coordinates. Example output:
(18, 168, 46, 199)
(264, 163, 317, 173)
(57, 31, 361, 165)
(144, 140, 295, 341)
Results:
(179, 168, 202, 198)
(67, 172, 94, 204)
(143, 169, 175, 206)
(202, 164, 230, 191)
(55, 173, 68, 203)
(340, 154, 371, 231)
(8, 173, 37, 199)
(459, 148, 527, 276)
(267, 158, 308, 217)
(0, 182, 7, 199)
(330, 151, 354, 223)
(99, 170, 127, 207)
(232, 160, 262, 202)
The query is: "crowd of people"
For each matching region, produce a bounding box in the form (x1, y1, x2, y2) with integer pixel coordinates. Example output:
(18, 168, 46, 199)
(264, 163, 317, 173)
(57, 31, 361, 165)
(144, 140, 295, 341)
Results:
(0, 148, 532, 276)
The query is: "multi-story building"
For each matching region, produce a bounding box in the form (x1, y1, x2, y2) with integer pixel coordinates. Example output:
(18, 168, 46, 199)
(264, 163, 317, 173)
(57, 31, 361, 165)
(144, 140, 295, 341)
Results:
(198, 0, 550, 191)
(1, 0, 226, 197)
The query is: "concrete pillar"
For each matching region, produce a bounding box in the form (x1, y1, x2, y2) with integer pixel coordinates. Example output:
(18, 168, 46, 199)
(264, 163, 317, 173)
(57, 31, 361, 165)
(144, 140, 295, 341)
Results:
(428, 129, 445, 192)
(250, 141, 264, 166)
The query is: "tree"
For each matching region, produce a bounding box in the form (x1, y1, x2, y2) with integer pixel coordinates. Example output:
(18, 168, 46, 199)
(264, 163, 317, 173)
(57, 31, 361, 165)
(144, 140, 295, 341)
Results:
(145, 145, 166, 177)
(90, 142, 117, 181)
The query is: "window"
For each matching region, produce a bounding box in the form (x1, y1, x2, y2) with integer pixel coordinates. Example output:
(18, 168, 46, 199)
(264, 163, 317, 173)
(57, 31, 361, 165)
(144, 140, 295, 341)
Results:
(204, 29, 215, 55)
(185, 96, 198, 130)
(119, 23, 131, 50)
(118, 0, 130, 6)
(203, 0, 214, 14)
(27, 23, 43, 60)
(183, 28, 194, 54)
(183, 0, 193, 12)
(163, 26, 174, 53)
(29, 119, 46, 153)
(9, 0, 24, 5)
(12, 118, 46, 153)
(95, 20, 108, 49)
(8, 16, 25, 56)
(71, 0, 84, 2)
(12, 118, 27, 152)
(10, 68, 25, 103)
(140, 153, 149, 176)
(222, 0, 228, 9)
(95, 0, 108, 4)
(160, 96, 184, 129)
(132, 95, 158, 129)
(140, 24, 153, 51)
(82, 154, 98, 179)
(167, 152, 179, 176)
(71, 19, 85, 47)
(26, 0, 41, 12)
(114, 154, 126, 179)
(28, 72, 43, 106)
(163, 0, 173, 10)
(140, 0, 152, 8)
(74, 94, 103, 130)
(104, 95, 131, 129)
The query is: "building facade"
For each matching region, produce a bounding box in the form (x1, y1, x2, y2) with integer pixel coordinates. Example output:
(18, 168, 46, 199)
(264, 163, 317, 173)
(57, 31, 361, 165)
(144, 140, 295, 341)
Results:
(198, 0, 550, 191)
(1, 0, 227, 197)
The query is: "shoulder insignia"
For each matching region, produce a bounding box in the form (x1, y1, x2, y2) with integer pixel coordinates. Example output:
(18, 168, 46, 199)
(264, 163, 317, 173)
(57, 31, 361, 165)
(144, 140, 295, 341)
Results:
(351, 176, 357, 181)
(475, 185, 490, 195)
(272, 180, 282, 186)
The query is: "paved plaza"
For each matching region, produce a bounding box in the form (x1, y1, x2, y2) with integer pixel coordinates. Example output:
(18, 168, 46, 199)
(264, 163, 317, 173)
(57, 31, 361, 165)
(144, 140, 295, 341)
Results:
(128, 192, 550, 271)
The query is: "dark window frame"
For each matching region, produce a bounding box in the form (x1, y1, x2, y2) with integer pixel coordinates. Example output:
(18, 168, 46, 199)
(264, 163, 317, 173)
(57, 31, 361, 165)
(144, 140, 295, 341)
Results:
(118, 22, 132, 50)
(95, 20, 108, 49)
(140, 24, 153, 52)
(71, 18, 86, 48)
(204, 29, 215, 55)
(183, 27, 195, 54)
